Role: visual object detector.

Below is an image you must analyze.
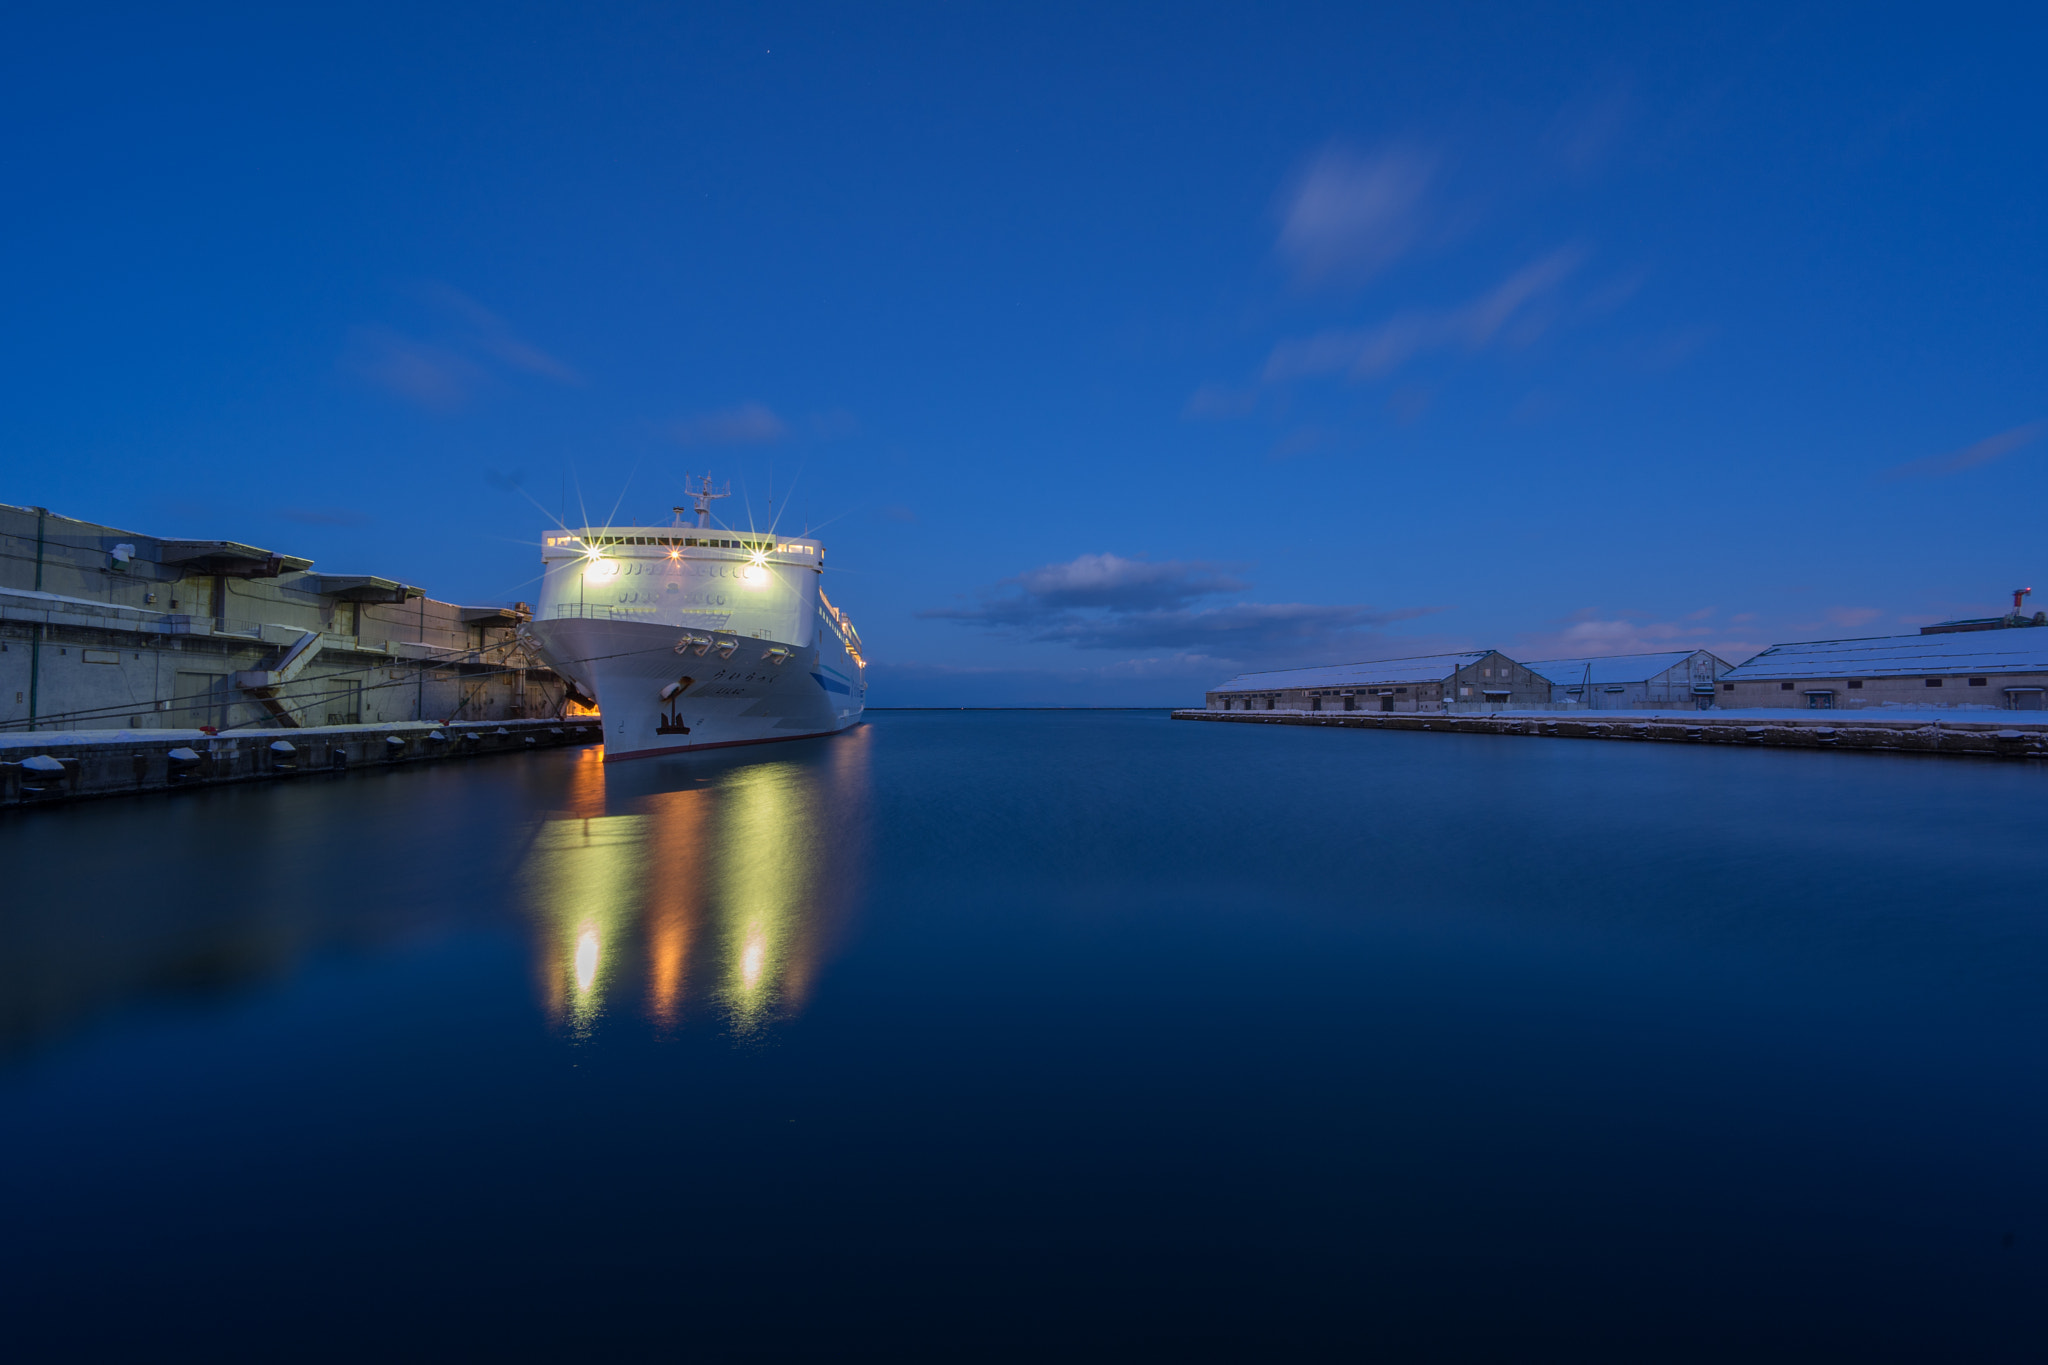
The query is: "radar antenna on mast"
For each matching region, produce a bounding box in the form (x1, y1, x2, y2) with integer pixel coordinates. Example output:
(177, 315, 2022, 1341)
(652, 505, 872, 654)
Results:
(683, 473, 731, 528)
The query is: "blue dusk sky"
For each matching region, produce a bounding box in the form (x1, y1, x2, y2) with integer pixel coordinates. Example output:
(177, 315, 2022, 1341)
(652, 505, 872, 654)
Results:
(5, 4, 2044, 704)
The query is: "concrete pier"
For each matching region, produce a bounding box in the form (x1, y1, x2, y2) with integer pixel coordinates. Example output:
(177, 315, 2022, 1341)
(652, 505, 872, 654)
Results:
(1171, 707, 2048, 760)
(1, 717, 599, 807)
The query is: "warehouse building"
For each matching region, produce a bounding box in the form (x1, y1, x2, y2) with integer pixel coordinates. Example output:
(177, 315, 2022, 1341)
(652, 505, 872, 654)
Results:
(1523, 649, 1734, 711)
(1205, 650, 1550, 714)
(1716, 629, 2048, 711)
(1, 501, 568, 733)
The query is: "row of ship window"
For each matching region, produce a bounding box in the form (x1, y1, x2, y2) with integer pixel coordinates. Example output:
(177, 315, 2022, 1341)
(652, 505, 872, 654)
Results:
(546, 535, 812, 553)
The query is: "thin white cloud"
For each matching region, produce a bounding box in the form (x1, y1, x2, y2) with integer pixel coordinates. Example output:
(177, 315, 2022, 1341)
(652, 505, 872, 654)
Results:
(344, 286, 580, 410)
(1264, 247, 1586, 382)
(1277, 145, 1436, 287)
(1013, 552, 1248, 608)
(671, 402, 789, 447)
(422, 284, 582, 385)
(1885, 419, 2047, 479)
(1512, 609, 1761, 665)
(343, 326, 484, 412)
(1033, 601, 1441, 653)
(926, 553, 1246, 621)
(1544, 81, 1633, 176)
(1183, 384, 1258, 419)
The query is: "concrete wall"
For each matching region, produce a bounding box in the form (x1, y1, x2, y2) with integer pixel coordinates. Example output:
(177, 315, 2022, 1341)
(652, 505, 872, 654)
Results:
(1547, 652, 1728, 710)
(1175, 706, 2048, 759)
(1, 717, 595, 807)
(1718, 671, 2048, 712)
(1, 502, 567, 733)
(1209, 690, 1283, 712)
(1208, 683, 1446, 713)
(1204, 650, 1548, 715)
(1446, 652, 1550, 710)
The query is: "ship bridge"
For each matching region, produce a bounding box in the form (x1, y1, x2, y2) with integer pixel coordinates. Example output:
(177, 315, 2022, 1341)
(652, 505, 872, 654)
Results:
(537, 525, 829, 647)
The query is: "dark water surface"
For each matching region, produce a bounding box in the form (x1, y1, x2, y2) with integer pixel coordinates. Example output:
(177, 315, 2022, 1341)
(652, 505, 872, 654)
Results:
(4, 711, 2046, 1359)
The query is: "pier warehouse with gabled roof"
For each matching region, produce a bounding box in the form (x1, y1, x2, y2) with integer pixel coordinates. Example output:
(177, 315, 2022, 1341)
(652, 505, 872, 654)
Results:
(1716, 628, 2048, 711)
(1522, 649, 1734, 711)
(1204, 651, 1550, 714)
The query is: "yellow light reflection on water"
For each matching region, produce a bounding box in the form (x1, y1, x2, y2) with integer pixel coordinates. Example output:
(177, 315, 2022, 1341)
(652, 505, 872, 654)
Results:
(517, 725, 871, 1041)
(525, 814, 647, 1037)
(642, 788, 706, 1028)
(713, 760, 822, 1036)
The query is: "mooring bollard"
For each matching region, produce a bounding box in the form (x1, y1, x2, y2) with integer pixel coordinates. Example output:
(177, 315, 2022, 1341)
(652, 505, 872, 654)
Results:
(20, 755, 68, 798)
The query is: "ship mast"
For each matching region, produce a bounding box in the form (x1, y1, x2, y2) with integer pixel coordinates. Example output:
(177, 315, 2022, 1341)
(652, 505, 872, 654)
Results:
(681, 473, 731, 528)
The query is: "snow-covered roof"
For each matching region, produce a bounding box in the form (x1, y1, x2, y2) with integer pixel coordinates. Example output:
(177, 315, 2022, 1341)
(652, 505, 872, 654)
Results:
(1720, 629, 2048, 681)
(1522, 650, 1721, 686)
(1212, 651, 1490, 692)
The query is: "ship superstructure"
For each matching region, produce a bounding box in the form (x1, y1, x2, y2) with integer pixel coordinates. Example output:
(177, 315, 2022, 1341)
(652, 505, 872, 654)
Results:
(524, 476, 866, 760)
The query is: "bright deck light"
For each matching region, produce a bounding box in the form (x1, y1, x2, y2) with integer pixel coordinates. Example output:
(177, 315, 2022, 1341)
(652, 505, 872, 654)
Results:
(584, 558, 619, 582)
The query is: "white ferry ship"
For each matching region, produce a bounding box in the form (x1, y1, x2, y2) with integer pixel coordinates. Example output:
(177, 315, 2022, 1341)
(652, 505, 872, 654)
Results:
(524, 476, 866, 761)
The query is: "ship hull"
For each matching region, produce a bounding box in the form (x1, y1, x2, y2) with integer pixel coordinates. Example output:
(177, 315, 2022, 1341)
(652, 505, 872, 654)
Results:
(527, 616, 865, 763)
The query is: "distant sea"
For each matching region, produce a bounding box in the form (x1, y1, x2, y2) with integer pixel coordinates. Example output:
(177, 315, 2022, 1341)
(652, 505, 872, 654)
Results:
(3, 711, 2044, 1359)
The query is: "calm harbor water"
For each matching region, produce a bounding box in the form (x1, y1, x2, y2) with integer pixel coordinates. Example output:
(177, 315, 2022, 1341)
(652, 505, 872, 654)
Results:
(4, 711, 2045, 1359)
